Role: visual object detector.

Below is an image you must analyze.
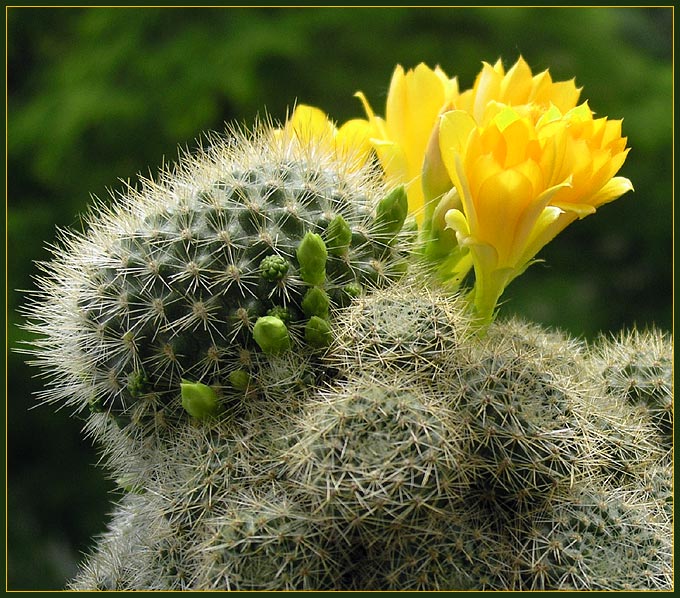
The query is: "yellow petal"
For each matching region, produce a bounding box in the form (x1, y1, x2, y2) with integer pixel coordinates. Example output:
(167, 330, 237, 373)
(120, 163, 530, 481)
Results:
(475, 168, 535, 266)
(287, 104, 335, 144)
(439, 110, 477, 156)
(438, 110, 477, 188)
(438, 112, 477, 230)
(371, 139, 411, 188)
(586, 175, 634, 207)
(539, 79, 581, 112)
(472, 61, 503, 122)
(336, 118, 373, 163)
(519, 205, 572, 266)
(354, 91, 389, 140)
(500, 56, 533, 104)
(386, 63, 454, 171)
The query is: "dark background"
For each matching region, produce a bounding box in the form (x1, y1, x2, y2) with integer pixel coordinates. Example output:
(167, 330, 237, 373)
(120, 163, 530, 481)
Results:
(6, 6, 673, 590)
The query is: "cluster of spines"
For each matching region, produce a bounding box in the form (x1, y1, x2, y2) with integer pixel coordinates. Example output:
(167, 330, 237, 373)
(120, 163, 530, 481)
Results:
(68, 286, 672, 591)
(23, 124, 411, 430)
(327, 277, 474, 376)
(590, 328, 673, 447)
(512, 485, 672, 590)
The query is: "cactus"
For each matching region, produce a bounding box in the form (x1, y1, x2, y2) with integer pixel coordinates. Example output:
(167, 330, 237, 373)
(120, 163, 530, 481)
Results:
(284, 372, 469, 540)
(444, 319, 666, 510)
(327, 277, 475, 376)
(513, 484, 672, 590)
(21, 124, 672, 591)
(590, 328, 673, 447)
(22, 123, 410, 433)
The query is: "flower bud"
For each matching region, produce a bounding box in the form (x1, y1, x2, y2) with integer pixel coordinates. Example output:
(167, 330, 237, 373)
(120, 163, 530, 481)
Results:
(305, 315, 333, 348)
(301, 287, 330, 318)
(422, 187, 463, 265)
(374, 185, 408, 241)
(180, 380, 219, 419)
(296, 232, 327, 286)
(228, 369, 251, 392)
(259, 254, 290, 282)
(325, 214, 352, 256)
(421, 116, 454, 218)
(253, 315, 292, 355)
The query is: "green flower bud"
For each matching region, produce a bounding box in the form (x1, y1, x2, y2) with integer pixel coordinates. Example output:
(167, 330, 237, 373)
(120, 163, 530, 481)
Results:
(180, 380, 219, 419)
(305, 315, 333, 348)
(343, 282, 363, 298)
(325, 214, 352, 256)
(266, 305, 293, 324)
(301, 287, 330, 318)
(253, 315, 292, 355)
(126, 370, 149, 398)
(296, 232, 327, 286)
(422, 188, 461, 263)
(228, 369, 251, 391)
(259, 254, 290, 282)
(374, 185, 408, 240)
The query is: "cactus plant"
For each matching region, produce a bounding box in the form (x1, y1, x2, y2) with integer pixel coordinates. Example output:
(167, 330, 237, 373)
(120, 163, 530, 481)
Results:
(327, 277, 474, 376)
(58, 281, 671, 591)
(20, 111, 671, 591)
(512, 484, 672, 590)
(23, 123, 410, 435)
(590, 328, 673, 447)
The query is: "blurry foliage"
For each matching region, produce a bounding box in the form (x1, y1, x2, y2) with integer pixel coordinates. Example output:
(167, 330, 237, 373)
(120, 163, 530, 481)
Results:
(6, 6, 672, 590)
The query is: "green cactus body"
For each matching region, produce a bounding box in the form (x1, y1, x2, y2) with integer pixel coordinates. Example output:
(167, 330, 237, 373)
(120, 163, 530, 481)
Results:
(444, 321, 665, 510)
(284, 374, 468, 549)
(24, 178, 673, 592)
(24, 125, 410, 425)
(64, 305, 672, 591)
(328, 279, 473, 376)
(514, 486, 672, 590)
(591, 328, 673, 446)
(194, 489, 347, 591)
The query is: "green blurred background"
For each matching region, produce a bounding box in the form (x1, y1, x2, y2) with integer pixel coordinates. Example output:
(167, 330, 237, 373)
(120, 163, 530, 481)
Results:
(6, 6, 672, 589)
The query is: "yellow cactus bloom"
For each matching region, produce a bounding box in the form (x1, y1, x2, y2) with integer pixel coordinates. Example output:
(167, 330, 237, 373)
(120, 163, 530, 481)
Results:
(355, 63, 459, 222)
(454, 56, 582, 124)
(439, 98, 632, 323)
(279, 104, 373, 169)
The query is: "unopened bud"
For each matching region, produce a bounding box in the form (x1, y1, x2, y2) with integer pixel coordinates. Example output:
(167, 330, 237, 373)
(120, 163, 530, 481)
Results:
(181, 380, 219, 419)
(296, 232, 327, 286)
(301, 287, 330, 318)
(325, 214, 352, 256)
(422, 115, 454, 214)
(374, 186, 408, 241)
(305, 315, 333, 348)
(253, 315, 292, 355)
(228, 369, 251, 392)
(259, 254, 290, 282)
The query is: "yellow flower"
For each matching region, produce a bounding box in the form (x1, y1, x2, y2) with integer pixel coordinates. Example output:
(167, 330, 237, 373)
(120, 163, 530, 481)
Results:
(278, 104, 373, 169)
(355, 63, 459, 222)
(439, 96, 632, 323)
(454, 56, 582, 123)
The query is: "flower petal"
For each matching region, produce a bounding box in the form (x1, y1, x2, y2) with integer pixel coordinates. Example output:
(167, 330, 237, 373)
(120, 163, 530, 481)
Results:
(586, 175, 634, 208)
